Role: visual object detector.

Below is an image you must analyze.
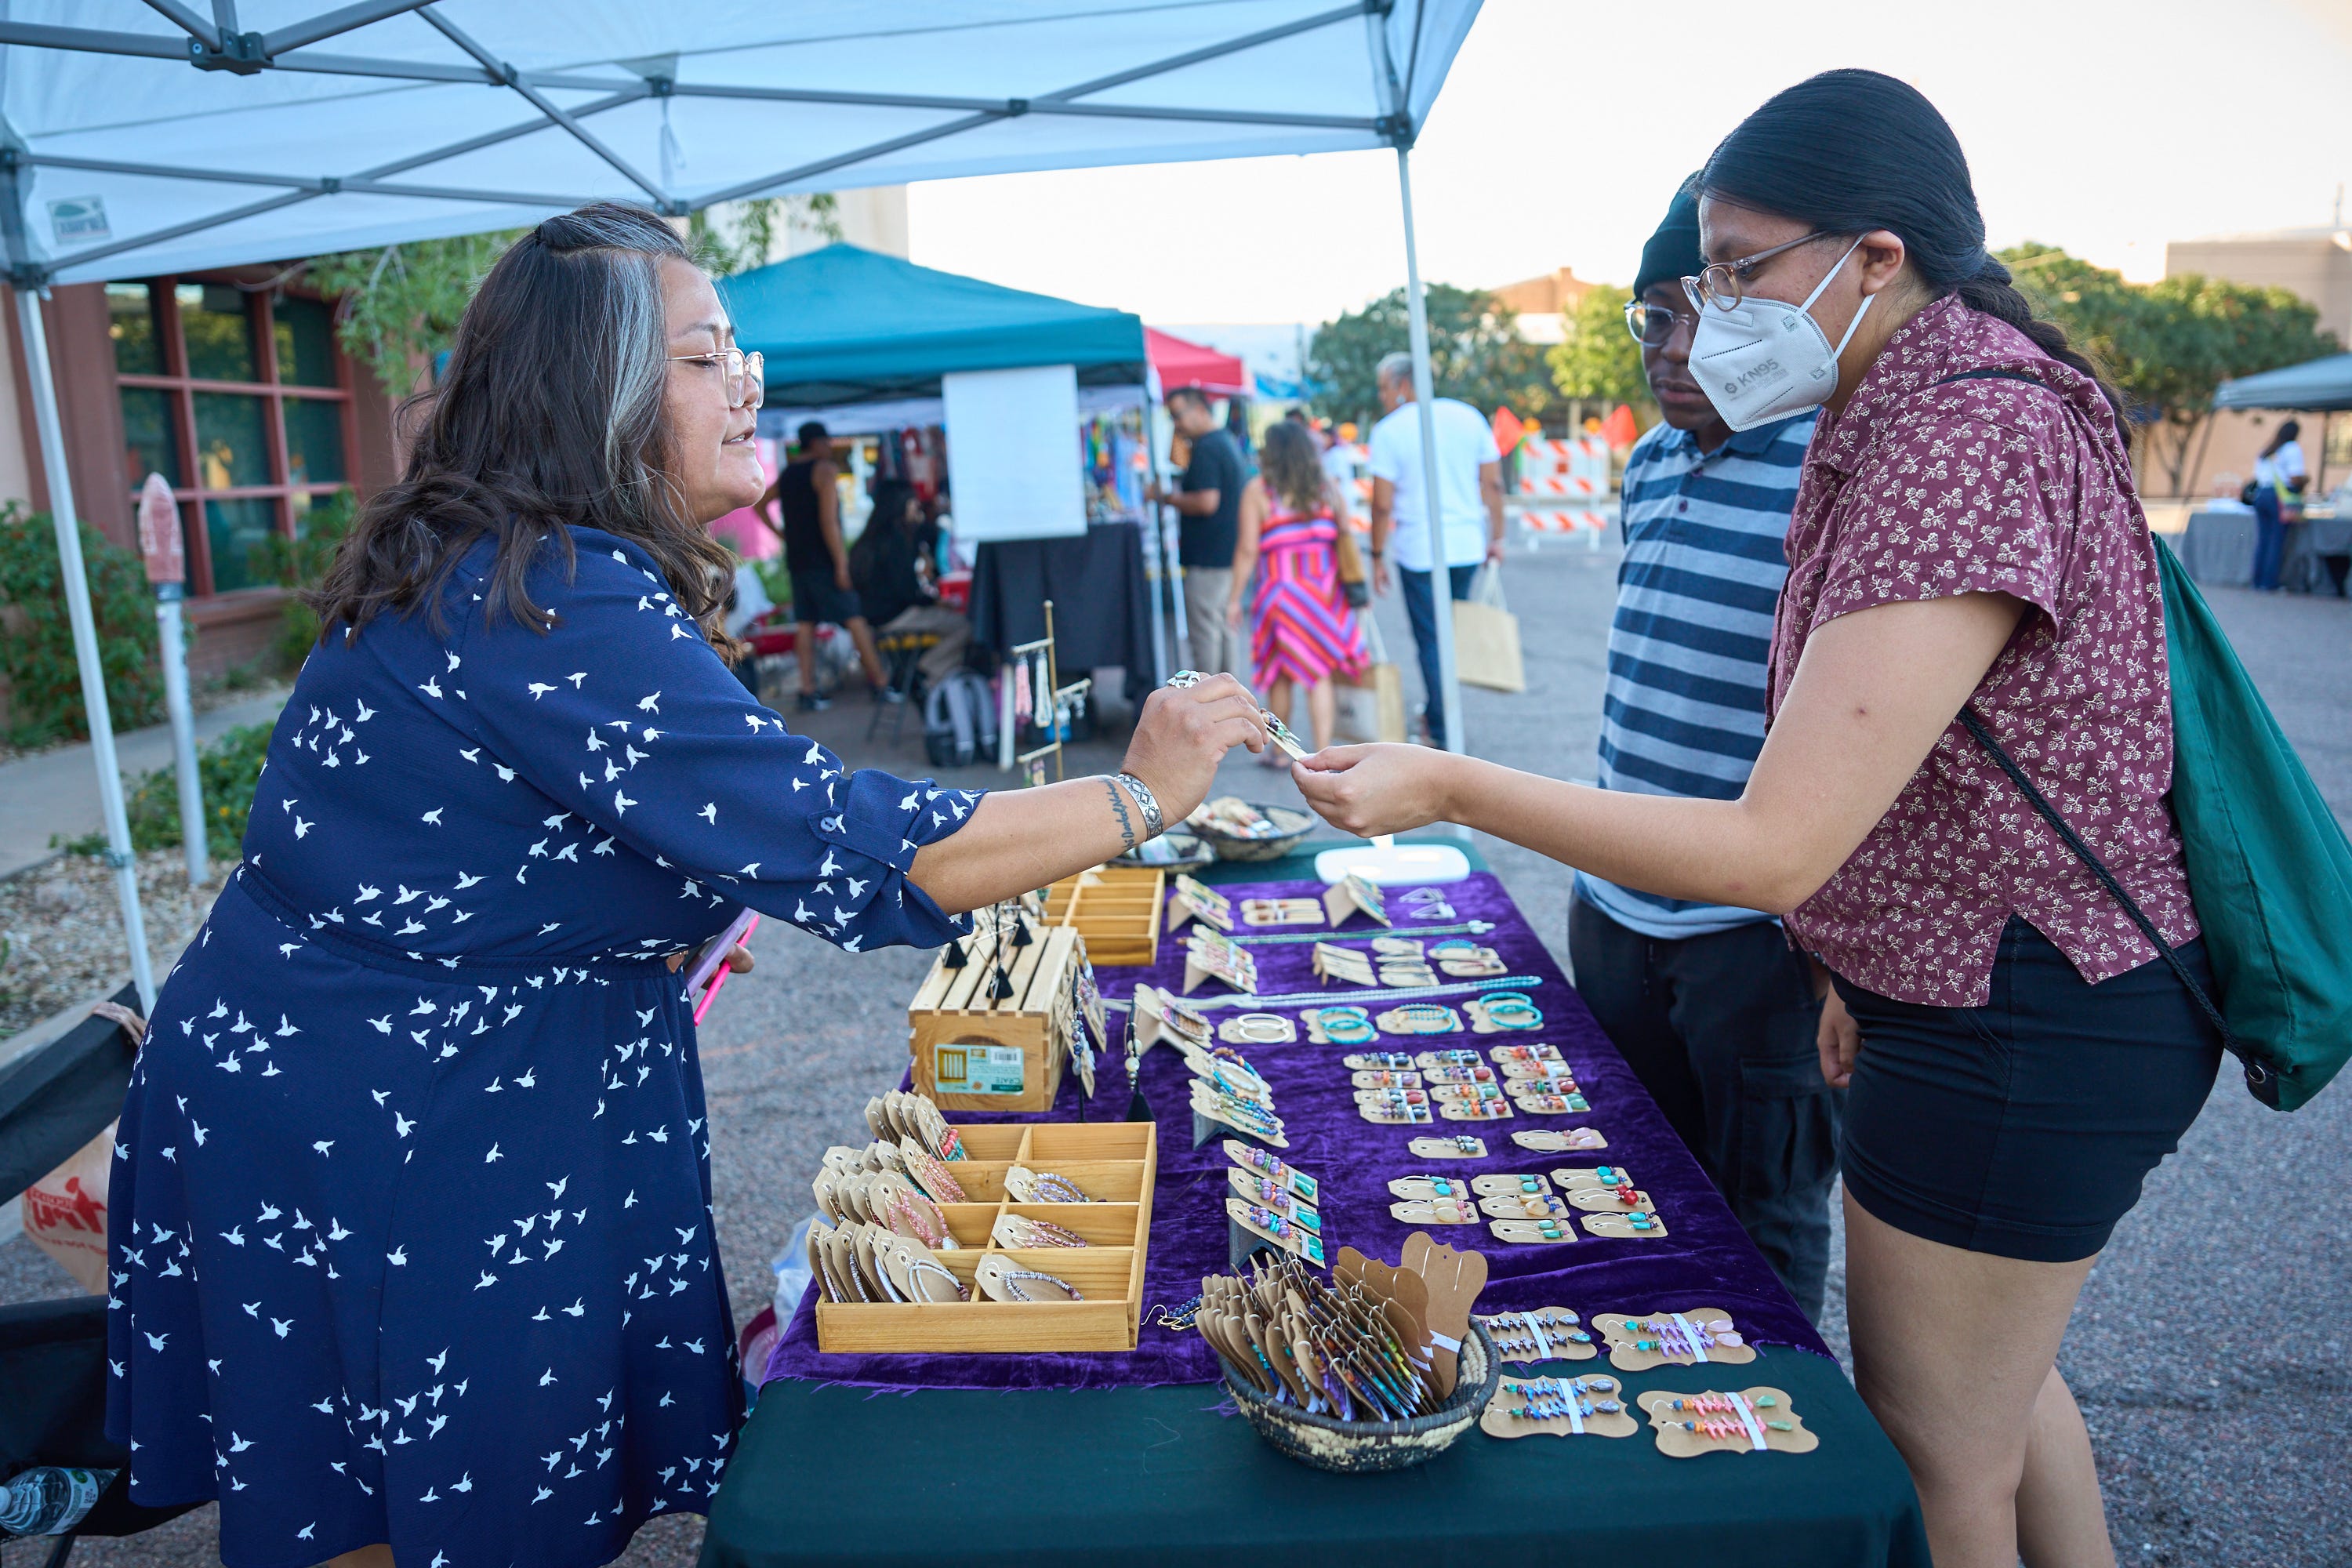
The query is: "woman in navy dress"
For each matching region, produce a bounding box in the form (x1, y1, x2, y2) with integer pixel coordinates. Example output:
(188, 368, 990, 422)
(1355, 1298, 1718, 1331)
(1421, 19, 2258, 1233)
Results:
(105, 205, 1265, 1568)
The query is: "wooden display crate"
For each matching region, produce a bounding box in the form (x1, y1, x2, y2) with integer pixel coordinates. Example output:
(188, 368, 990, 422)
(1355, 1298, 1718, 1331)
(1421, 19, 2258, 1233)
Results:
(815, 1120, 1158, 1354)
(909, 920, 1081, 1113)
(1043, 863, 1166, 967)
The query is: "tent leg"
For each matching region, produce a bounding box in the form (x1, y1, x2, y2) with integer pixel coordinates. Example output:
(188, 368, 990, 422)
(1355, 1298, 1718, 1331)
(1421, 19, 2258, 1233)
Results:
(16, 289, 157, 1011)
(1395, 145, 1465, 755)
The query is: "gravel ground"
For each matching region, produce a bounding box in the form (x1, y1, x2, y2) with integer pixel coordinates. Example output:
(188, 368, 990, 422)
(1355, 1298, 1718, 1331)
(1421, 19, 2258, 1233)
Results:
(0, 852, 221, 1040)
(4, 541, 2344, 1568)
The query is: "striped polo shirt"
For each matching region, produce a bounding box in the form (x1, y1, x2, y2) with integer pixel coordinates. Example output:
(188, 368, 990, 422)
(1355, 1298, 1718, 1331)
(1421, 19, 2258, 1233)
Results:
(1574, 411, 1817, 940)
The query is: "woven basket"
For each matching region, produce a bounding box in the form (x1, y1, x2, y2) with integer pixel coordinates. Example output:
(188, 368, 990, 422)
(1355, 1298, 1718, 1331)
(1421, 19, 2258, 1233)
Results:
(1217, 1318, 1497, 1473)
(1191, 804, 1316, 863)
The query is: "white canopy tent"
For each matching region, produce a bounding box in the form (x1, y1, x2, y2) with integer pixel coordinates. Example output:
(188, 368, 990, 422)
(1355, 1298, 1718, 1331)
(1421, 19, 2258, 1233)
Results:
(2, 0, 1484, 1004)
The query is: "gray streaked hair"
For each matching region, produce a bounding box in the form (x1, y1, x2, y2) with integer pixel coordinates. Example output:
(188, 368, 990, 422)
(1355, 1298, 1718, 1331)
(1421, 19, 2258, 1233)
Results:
(1374, 351, 1416, 388)
(314, 202, 746, 658)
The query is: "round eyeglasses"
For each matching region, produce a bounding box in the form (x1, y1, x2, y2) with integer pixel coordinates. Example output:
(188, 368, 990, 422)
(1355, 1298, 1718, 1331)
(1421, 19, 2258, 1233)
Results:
(1622, 299, 1696, 347)
(666, 346, 764, 411)
(1679, 230, 1843, 314)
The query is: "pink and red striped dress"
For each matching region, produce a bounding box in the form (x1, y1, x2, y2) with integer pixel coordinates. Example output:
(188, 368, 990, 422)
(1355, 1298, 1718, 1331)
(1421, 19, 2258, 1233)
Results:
(1250, 504, 1369, 688)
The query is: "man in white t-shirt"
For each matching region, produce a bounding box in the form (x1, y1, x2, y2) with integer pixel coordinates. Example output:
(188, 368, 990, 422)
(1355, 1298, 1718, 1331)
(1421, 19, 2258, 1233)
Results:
(1365, 351, 1503, 747)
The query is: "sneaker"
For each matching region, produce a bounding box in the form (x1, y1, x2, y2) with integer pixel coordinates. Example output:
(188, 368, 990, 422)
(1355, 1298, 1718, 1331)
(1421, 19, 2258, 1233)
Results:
(796, 691, 832, 713)
(870, 683, 908, 705)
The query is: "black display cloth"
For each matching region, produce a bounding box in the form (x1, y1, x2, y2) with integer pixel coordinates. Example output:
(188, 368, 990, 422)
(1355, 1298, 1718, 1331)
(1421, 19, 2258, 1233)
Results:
(968, 521, 1156, 701)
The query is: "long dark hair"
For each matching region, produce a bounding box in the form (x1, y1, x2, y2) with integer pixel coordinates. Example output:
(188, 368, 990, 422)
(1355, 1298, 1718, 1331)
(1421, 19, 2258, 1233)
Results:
(848, 477, 919, 587)
(2260, 419, 2302, 458)
(1258, 419, 1327, 515)
(1698, 70, 2129, 430)
(311, 202, 740, 652)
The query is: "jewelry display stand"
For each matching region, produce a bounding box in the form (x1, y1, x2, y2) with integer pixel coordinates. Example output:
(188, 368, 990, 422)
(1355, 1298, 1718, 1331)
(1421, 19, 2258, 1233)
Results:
(812, 1120, 1158, 1354)
(907, 906, 1084, 1114)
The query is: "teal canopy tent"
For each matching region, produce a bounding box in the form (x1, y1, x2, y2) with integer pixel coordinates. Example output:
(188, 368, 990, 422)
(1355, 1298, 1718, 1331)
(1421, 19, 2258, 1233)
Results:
(2212, 352, 2352, 412)
(724, 244, 1147, 408)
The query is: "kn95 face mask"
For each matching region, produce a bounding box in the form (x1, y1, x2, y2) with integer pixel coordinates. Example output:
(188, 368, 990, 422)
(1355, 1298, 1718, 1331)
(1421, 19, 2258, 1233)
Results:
(1686, 235, 1873, 431)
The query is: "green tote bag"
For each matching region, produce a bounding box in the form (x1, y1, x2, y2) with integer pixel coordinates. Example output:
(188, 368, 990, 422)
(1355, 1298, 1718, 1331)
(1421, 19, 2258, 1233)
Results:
(2150, 538, 2352, 1109)
(1937, 368, 2352, 1110)
(1962, 541, 2352, 1111)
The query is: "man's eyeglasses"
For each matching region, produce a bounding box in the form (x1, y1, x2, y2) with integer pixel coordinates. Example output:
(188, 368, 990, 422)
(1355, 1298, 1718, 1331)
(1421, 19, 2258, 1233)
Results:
(666, 347, 765, 411)
(1680, 230, 1843, 314)
(1623, 299, 1697, 347)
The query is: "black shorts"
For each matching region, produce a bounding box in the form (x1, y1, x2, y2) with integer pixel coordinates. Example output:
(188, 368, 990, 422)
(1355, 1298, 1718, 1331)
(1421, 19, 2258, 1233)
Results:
(789, 568, 864, 627)
(1834, 917, 2221, 1263)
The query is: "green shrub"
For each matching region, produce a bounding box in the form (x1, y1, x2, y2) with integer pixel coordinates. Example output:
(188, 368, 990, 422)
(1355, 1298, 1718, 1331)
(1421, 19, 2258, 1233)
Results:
(250, 489, 356, 671)
(61, 720, 272, 861)
(0, 501, 162, 746)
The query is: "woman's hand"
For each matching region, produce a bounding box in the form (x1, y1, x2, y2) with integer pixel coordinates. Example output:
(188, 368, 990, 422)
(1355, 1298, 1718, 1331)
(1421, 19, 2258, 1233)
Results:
(1290, 743, 1460, 837)
(1817, 985, 1860, 1089)
(666, 944, 753, 977)
(1120, 673, 1269, 824)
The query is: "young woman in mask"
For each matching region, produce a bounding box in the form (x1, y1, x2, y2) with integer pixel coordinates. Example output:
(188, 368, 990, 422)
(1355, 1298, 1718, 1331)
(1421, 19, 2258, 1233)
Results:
(1291, 71, 2213, 1566)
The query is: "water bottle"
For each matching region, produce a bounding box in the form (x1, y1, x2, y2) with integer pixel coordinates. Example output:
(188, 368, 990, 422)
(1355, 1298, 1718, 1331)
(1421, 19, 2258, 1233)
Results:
(0, 1468, 114, 1538)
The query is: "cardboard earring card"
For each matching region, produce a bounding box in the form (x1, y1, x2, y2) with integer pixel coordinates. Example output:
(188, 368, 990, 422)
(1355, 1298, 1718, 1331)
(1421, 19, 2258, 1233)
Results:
(1408, 1135, 1488, 1160)
(1480, 1374, 1638, 1440)
(1488, 1217, 1574, 1245)
(1388, 1196, 1479, 1225)
(1166, 874, 1234, 933)
(1639, 1388, 1816, 1457)
(1512, 1127, 1607, 1153)
(1581, 1210, 1669, 1239)
(1478, 1190, 1569, 1220)
(1221, 1139, 1318, 1203)
(1228, 1166, 1321, 1229)
(1182, 930, 1258, 994)
(1321, 872, 1391, 928)
(1351, 1069, 1424, 1089)
(1240, 897, 1323, 927)
(1131, 982, 1212, 1053)
(1475, 1307, 1596, 1363)
(1227, 1194, 1325, 1265)
(1593, 1308, 1754, 1371)
(1512, 1092, 1592, 1116)
(1490, 1042, 1563, 1065)
(1439, 1098, 1512, 1122)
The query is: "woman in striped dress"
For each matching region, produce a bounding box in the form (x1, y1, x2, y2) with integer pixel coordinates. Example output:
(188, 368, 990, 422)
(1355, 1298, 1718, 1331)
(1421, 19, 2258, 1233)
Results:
(1225, 419, 1370, 754)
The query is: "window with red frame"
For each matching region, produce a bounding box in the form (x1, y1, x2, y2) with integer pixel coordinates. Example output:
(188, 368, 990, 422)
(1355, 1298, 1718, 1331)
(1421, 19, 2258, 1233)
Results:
(107, 279, 356, 597)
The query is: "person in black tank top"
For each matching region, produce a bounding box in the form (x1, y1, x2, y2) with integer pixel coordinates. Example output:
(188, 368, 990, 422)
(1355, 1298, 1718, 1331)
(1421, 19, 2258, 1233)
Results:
(760, 420, 889, 710)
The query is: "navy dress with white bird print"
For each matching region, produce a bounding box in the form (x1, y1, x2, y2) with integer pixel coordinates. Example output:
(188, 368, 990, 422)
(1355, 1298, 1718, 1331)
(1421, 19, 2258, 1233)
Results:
(107, 527, 978, 1568)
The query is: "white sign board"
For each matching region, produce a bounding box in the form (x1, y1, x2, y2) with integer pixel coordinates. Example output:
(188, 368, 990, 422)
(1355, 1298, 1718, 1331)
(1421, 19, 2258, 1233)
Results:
(941, 364, 1087, 543)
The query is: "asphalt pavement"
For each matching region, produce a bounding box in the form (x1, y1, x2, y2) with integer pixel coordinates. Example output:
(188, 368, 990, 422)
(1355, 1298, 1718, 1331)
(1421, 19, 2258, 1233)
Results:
(3, 536, 2343, 1568)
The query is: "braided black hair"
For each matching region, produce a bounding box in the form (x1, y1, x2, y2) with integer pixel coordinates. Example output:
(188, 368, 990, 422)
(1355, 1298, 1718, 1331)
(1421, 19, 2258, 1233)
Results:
(1698, 69, 2129, 432)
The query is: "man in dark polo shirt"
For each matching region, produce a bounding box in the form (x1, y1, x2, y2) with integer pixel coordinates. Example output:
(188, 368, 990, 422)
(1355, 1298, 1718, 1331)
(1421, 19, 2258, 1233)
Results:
(1151, 386, 1247, 676)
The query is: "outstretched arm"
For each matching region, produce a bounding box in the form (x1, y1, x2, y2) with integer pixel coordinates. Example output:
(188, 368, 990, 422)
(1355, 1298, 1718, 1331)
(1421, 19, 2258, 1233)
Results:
(1294, 591, 2025, 915)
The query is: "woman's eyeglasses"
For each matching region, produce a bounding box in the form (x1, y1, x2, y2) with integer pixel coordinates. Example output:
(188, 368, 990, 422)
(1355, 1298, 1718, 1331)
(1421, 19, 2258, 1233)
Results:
(666, 347, 765, 411)
(1680, 230, 1843, 314)
(1622, 299, 1697, 347)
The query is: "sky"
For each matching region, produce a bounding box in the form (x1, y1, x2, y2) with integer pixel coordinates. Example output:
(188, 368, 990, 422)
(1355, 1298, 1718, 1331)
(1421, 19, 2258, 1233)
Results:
(907, 0, 2352, 329)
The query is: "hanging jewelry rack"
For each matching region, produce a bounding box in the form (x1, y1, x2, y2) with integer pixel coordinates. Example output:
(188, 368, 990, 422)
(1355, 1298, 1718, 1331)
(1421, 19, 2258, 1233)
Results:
(1000, 598, 1094, 785)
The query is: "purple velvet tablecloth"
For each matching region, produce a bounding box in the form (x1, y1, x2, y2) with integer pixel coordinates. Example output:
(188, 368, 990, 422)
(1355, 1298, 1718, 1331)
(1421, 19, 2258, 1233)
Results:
(765, 870, 1831, 1390)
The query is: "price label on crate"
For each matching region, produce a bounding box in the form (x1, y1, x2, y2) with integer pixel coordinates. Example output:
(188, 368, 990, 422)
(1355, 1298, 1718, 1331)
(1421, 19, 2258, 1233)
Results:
(933, 1043, 1027, 1096)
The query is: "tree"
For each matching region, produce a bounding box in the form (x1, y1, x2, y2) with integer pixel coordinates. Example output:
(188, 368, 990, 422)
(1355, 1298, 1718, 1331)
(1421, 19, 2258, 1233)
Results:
(2001, 243, 2339, 495)
(1546, 282, 1651, 419)
(306, 195, 842, 397)
(1307, 285, 1552, 427)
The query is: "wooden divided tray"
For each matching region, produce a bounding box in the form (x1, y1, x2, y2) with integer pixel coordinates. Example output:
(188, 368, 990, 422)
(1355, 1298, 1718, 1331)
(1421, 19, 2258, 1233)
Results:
(814, 1120, 1158, 1354)
(1044, 863, 1166, 967)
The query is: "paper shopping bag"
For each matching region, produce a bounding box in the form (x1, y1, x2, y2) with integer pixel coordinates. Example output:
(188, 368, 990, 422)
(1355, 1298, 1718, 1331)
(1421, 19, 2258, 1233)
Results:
(1334, 612, 1408, 742)
(1451, 567, 1526, 692)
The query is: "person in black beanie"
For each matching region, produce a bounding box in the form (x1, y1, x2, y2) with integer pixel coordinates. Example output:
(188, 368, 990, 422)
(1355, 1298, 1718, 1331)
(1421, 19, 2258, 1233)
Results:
(1565, 176, 1841, 1320)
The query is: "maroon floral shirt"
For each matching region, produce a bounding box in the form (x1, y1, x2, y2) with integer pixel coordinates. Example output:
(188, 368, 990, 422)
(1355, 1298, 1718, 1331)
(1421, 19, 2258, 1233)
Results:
(1767, 296, 2198, 1007)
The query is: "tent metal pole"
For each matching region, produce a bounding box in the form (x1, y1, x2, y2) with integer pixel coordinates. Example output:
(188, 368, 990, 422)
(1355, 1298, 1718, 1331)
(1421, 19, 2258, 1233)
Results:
(139, 0, 221, 49)
(15, 289, 157, 1011)
(1394, 144, 1465, 755)
(419, 8, 673, 210)
(260, 0, 434, 57)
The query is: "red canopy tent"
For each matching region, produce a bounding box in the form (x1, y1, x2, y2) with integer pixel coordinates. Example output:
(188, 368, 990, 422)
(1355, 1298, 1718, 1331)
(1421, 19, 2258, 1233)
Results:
(1146, 327, 1250, 397)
